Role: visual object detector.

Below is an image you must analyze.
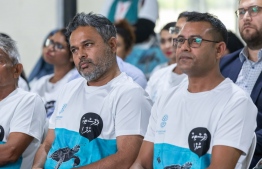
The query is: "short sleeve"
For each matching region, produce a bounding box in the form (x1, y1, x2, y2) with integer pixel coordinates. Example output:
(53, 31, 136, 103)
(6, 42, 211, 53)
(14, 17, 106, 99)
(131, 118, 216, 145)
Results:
(144, 99, 159, 143)
(10, 94, 46, 141)
(115, 87, 152, 137)
(213, 96, 257, 154)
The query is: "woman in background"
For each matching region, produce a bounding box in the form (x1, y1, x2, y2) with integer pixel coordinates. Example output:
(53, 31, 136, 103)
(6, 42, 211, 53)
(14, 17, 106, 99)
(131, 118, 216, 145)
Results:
(30, 28, 75, 119)
(151, 22, 177, 74)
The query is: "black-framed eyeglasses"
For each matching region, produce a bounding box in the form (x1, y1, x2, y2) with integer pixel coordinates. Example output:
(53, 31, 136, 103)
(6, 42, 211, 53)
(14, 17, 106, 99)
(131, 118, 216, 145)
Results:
(44, 39, 64, 50)
(169, 26, 181, 34)
(235, 5, 262, 18)
(173, 36, 220, 48)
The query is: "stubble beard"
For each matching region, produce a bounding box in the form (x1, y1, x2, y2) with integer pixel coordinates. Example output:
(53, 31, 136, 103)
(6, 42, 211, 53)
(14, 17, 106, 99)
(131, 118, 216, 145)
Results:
(79, 46, 114, 82)
(240, 27, 262, 50)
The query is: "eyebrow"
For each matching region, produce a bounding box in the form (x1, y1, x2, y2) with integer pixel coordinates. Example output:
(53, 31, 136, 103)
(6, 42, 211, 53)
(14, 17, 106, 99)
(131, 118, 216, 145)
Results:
(70, 39, 92, 49)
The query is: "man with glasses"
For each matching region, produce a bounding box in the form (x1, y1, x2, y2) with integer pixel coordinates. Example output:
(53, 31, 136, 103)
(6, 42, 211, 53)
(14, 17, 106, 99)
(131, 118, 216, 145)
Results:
(131, 12, 257, 169)
(220, 0, 262, 168)
(146, 11, 194, 103)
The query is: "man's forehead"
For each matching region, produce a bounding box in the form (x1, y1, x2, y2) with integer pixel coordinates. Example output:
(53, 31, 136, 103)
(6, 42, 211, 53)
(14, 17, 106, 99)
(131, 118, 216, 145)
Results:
(179, 22, 213, 36)
(70, 26, 100, 44)
(239, 0, 261, 7)
(176, 17, 187, 28)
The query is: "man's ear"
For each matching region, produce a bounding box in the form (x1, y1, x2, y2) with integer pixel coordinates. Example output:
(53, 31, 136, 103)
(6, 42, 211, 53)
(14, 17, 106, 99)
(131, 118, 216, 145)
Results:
(216, 42, 227, 59)
(13, 63, 23, 79)
(108, 37, 117, 53)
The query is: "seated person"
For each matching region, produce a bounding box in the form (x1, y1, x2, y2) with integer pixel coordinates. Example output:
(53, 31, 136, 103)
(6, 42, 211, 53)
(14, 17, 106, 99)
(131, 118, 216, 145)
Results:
(146, 12, 191, 102)
(0, 35, 46, 169)
(30, 28, 75, 119)
(0, 33, 30, 91)
(131, 12, 257, 169)
(151, 22, 176, 74)
(32, 12, 152, 169)
(28, 29, 59, 88)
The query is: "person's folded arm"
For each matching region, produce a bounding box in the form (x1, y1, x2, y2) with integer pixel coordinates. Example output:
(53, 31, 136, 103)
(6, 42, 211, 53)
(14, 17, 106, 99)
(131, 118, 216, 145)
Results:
(0, 132, 33, 166)
(130, 140, 154, 169)
(32, 129, 55, 169)
(207, 145, 242, 169)
(75, 135, 143, 169)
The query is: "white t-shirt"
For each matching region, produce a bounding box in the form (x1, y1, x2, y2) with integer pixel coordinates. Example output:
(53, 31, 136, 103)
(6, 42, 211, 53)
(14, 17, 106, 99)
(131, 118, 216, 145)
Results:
(30, 69, 76, 118)
(0, 88, 46, 169)
(145, 78, 257, 169)
(44, 72, 152, 168)
(18, 77, 29, 91)
(146, 63, 187, 102)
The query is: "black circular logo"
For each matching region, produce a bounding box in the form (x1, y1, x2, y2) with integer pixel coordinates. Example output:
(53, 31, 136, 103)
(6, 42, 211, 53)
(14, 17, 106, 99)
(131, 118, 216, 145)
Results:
(79, 113, 103, 142)
(0, 125, 4, 141)
(188, 127, 211, 158)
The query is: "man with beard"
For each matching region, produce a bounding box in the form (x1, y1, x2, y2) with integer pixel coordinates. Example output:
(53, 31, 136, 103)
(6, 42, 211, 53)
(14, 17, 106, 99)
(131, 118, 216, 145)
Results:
(32, 12, 152, 169)
(220, 0, 262, 168)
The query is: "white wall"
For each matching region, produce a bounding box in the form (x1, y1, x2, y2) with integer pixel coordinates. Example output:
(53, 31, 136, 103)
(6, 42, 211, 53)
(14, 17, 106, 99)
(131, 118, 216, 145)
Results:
(0, 0, 60, 76)
(0, 0, 106, 76)
(77, 0, 106, 14)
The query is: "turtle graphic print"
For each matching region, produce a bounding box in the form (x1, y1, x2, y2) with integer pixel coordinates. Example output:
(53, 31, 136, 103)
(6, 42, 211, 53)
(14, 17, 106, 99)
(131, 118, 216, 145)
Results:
(48, 113, 104, 168)
(50, 145, 80, 169)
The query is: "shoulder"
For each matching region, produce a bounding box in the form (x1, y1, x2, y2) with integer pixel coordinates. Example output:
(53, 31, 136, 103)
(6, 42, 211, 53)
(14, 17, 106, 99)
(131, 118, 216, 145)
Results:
(111, 73, 148, 96)
(220, 49, 242, 68)
(30, 74, 53, 91)
(150, 64, 176, 80)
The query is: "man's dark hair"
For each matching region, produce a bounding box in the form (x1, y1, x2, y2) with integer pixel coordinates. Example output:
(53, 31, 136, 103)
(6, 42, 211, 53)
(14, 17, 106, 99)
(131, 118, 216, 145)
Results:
(186, 12, 228, 43)
(66, 12, 116, 44)
(115, 19, 135, 52)
(177, 11, 198, 20)
(161, 22, 176, 32)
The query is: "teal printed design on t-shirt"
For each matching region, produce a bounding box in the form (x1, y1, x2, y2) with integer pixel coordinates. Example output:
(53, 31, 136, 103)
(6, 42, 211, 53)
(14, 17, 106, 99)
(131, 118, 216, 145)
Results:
(153, 143, 211, 169)
(108, 0, 139, 24)
(44, 128, 117, 169)
(0, 142, 22, 169)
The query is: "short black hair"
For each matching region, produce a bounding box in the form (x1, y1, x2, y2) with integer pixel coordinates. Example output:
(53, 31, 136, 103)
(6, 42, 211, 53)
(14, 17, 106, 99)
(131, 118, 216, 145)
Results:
(186, 12, 228, 43)
(161, 22, 176, 32)
(66, 12, 116, 44)
(226, 30, 244, 53)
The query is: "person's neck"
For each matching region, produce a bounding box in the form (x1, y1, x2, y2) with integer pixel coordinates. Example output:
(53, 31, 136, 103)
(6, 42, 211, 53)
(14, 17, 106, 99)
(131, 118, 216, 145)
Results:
(87, 65, 121, 87)
(0, 85, 16, 101)
(50, 65, 74, 83)
(173, 65, 183, 75)
(247, 48, 260, 62)
(187, 73, 224, 93)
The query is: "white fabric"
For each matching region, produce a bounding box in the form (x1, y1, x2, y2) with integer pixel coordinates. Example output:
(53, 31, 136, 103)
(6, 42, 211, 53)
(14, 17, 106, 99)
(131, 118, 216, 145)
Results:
(45, 73, 152, 168)
(150, 62, 168, 75)
(18, 77, 29, 91)
(145, 78, 257, 169)
(0, 88, 46, 169)
(138, 0, 159, 22)
(146, 63, 187, 102)
(30, 69, 76, 118)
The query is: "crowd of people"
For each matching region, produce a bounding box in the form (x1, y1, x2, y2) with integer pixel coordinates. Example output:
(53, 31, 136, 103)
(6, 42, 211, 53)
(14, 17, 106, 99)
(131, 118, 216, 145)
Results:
(0, 0, 262, 168)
